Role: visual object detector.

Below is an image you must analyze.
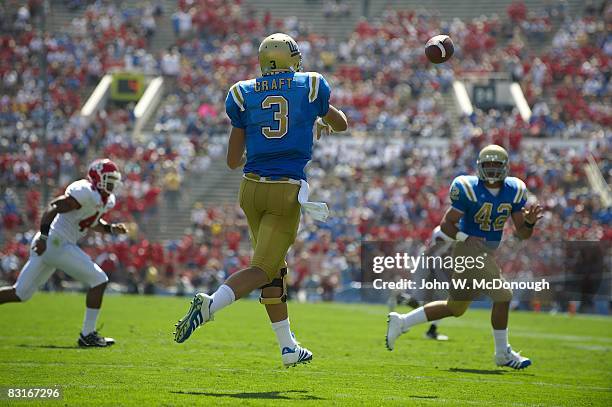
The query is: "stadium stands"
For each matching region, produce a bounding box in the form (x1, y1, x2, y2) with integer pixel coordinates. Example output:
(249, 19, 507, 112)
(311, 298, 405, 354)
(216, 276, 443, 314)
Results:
(0, 0, 609, 300)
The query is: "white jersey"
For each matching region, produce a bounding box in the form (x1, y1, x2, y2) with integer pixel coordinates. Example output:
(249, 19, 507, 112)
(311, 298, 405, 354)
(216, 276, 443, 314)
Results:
(50, 179, 116, 244)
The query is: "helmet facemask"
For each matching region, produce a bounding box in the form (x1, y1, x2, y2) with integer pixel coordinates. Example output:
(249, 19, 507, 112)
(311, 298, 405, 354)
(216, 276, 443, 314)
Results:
(100, 172, 122, 194)
(477, 159, 508, 183)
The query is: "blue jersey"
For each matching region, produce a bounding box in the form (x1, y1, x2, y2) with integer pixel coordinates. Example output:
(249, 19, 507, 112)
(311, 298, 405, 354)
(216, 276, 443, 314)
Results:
(449, 175, 528, 249)
(225, 71, 331, 180)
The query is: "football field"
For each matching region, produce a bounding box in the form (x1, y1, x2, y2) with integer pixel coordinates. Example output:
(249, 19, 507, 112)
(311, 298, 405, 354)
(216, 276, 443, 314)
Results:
(0, 293, 610, 406)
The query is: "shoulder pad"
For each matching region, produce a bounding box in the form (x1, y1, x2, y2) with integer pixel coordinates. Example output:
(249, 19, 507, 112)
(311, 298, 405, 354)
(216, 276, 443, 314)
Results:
(228, 82, 246, 112)
(306, 72, 323, 103)
(452, 175, 478, 202)
(65, 180, 95, 206)
(506, 177, 527, 203)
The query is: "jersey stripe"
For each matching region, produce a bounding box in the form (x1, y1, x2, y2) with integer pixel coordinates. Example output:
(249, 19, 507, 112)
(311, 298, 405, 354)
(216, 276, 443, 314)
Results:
(308, 73, 320, 103)
(513, 180, 526, 203)
(458, 176, 477, 201)
(230, 84, 245, 112)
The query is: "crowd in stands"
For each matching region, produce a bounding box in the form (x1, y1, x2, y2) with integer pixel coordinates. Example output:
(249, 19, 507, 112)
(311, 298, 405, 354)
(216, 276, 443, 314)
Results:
(0, 0, 610, 301)
(323, 0, 352, 19)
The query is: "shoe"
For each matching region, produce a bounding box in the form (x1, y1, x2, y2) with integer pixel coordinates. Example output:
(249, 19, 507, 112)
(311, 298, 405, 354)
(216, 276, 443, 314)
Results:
(385, 312, 407, 351)
(425, 324, 448, 341)
(78, 331, 115, 347)
(281, 345, 313, 367)
(174, 293, 213, 343)
(495, 345, 531, 370)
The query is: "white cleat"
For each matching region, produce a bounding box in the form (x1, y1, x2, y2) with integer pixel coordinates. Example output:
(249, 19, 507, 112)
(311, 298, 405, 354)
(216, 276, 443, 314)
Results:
(174, 293, 213, 343)
(386, 312, 407, 351)
(495, 345, 532, 370)
(282, 345, 313, 368)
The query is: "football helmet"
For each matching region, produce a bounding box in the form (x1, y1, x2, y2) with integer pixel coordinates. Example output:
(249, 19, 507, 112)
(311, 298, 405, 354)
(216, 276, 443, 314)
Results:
(88, 158, 122, 195)
(477, 144, 508, 183)
(258, 33, 302, 75)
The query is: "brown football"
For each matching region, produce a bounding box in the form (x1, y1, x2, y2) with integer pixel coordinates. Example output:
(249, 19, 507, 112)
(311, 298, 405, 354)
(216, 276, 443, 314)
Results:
(425, 35, 454, 64)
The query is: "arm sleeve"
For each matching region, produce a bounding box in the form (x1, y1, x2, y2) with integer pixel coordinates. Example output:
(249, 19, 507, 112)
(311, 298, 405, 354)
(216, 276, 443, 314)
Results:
(225, 84, 246, 129)
(308, 72, 330, 117)
(316, 74, 331, 117)
(449, 177, 470, 213)
(511, 180, 528, 213)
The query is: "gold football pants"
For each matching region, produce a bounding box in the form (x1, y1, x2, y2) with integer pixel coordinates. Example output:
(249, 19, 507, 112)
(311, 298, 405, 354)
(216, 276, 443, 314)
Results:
(447, 241, 513, 314)
(239, 175, 301, 281)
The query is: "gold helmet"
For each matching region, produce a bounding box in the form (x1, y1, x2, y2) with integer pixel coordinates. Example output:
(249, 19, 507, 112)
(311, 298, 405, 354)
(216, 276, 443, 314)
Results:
(258, 33, 302, 75)
(477, 144, 508, 182)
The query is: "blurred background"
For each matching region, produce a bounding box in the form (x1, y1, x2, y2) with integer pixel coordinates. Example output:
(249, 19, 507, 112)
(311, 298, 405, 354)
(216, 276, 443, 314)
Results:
(0, 0, 609, 311)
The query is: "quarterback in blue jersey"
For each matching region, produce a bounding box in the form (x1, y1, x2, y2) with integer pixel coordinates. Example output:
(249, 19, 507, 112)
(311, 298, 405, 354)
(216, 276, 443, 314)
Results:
(173, 33, 348, 367)
(386, 145, 543, 370)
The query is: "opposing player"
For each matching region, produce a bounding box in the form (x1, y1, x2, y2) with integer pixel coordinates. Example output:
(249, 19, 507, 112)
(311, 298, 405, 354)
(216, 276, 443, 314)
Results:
(388, 226, 452, 341)
(0, 159, 128, 347)
(386, 145, 543, 369)
(173, 33, 348, 367)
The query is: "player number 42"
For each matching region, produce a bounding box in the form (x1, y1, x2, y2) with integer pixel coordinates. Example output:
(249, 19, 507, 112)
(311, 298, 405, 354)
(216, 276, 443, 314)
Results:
(474, 203, 512, 232)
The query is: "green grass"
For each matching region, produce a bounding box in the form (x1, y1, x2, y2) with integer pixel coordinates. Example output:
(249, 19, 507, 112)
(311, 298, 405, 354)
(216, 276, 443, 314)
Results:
(0, 293, 611, 406)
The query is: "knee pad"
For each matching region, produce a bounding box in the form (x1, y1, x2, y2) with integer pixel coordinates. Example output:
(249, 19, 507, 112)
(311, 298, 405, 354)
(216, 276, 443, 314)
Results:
(259, 268, 287, 305)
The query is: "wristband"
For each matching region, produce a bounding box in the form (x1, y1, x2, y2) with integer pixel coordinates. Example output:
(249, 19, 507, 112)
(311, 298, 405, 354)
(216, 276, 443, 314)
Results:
(524, 220, 535, 229)
(455, 232, 469, 242)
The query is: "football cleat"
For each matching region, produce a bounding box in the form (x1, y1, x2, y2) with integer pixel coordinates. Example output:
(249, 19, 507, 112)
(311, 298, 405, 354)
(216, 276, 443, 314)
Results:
(495, 345, 532, 370)
(385, 312, 407, 351)
(78, 331, 115, 348)
(281, 345, 313, 368)
(174, 293, 213, 343)
(425, 324, 448, 341)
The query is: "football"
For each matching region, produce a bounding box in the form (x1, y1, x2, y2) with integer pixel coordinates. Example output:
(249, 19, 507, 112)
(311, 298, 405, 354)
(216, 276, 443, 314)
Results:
(425, 34, 454, 64)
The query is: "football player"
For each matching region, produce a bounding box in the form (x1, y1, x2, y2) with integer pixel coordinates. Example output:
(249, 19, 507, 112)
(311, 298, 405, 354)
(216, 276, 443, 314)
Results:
(386, 145, 543, 370)
(0, 159, 128, 347)
(388, 226, 452, 341)
(173, 33, 348, 367)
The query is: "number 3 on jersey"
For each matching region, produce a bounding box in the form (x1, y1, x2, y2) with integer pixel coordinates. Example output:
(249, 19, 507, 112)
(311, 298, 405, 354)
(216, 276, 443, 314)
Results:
(261, 95, 288, 138)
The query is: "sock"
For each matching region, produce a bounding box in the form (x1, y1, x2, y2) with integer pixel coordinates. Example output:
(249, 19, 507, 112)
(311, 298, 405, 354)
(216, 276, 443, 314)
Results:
(493, 328, 509, 355)
(82, 307, 100, 336)
(399, 306, 428, 330)
(430, 320, 439, 327)
(271, 318, 297, 352)
(208, 284, 235, 315)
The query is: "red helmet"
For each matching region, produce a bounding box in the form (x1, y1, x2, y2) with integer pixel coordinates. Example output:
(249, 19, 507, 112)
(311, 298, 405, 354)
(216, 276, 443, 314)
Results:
(88, 158, 122, 195)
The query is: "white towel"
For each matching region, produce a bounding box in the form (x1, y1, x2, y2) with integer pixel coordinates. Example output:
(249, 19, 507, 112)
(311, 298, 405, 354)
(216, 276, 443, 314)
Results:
(298, 180, 329, 222)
